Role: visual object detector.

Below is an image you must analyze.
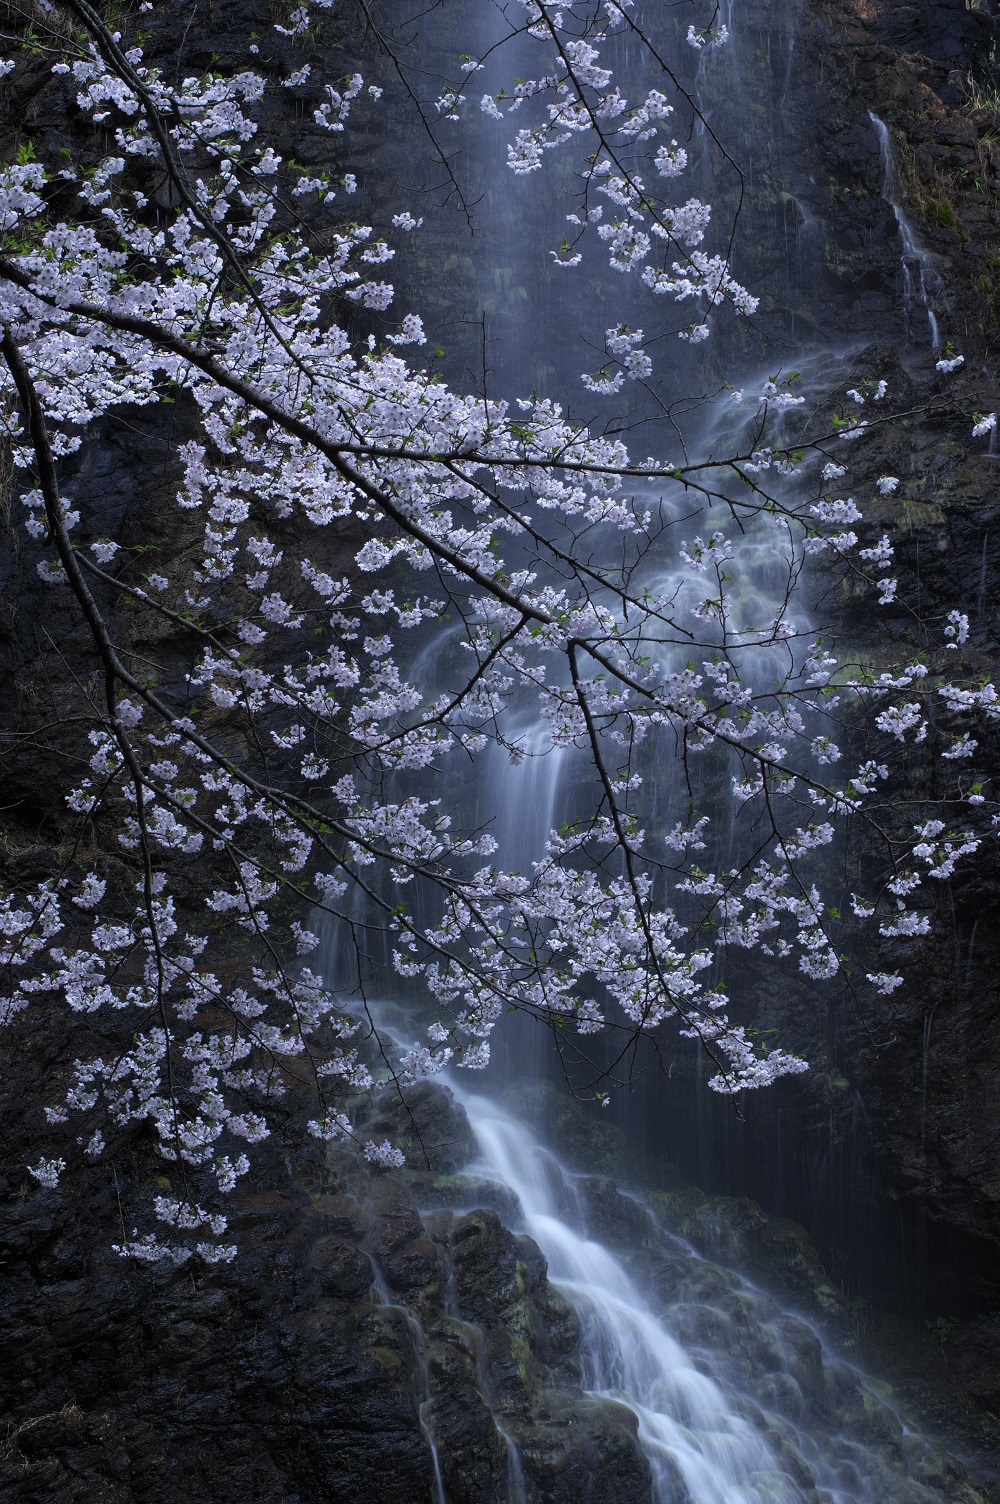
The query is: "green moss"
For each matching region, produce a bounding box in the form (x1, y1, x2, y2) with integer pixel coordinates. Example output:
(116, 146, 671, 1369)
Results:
(368, 1345, 403, 1372)
(899, 499, 947, 531)
(924, 196, 956, 229)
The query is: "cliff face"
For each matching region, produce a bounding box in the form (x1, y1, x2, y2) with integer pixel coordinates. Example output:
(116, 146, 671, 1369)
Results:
(805, 0, 1000, 1310)
(827, 0, 1000, 1226)
(2, 0, 1000, 1496)
(730, 0, 1000, 1416)
(2, 1075, 993, 1502)
(0, 1083, 625, 1504)
(604, 0, 1000, 1403)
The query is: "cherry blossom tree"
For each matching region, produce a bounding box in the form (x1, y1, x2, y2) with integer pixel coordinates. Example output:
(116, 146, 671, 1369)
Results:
(0, 0, 992, 1261)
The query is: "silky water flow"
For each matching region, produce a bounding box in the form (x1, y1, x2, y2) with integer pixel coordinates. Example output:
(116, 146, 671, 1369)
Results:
(452, 1086, 958, 1504)
(319, 3, 985, 1496)
(357, 995, 969, 1501)
(346, 510, 977, 1499)
(868, 112, 944, 348)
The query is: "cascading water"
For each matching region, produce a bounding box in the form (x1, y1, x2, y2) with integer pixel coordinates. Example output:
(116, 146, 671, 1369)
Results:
(463, 1090, 806, 1503)
(869, 112, 944, 349)
(329, 3, 992, 1495)
(445, 1086, 963, 1504)
(346, 1025, 978, 1504)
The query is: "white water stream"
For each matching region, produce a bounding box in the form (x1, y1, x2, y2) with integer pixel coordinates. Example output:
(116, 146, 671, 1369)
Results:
(425, 1085, 957, 1504)
(358, 991, 974, 1500)
(462, 1090, 803, 1503)
(869, 112, 944, 349)
(332, 7, 987, 1497)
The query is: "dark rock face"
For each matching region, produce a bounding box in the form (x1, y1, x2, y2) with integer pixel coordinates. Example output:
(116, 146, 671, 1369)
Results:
(696, 0, 1000, 1443)
(0, 1082, 657, 1503)
(0, 2, 651, 1495)
(791, 0, 1000, 1300)
(0, 1184, 437, 1502)
(565, 0, 1000, 1389)
(0, 0, 999, 1493)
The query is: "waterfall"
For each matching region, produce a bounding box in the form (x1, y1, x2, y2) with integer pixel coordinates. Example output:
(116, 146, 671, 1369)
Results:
(868, 112, 944, 349)
(329, 6, 993, 1495)
(463, 1090, 804, 1503)
(354, 994, 983, 1500)
(398, 1081, 962, 1504)
(346, 0, 906, 1269)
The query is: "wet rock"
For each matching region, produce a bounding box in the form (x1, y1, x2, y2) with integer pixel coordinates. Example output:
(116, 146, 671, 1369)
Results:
(310, 1235, 375, 1301)
(770, 1315, 826, 1406)
(952, 1314, 1000, 1408)
(423, 1171, 523, 1221)
(513, 1392, 652, 1504)
(369, 1180, 443, 1301)
(645, 1187, 844, 1318)
(665, 1299, 740, 1355)
(577, 1176, 658, 1251)
(450, 1210, 530, 1331)
(425, 1330, 508, 1504)
(361, 1081, 477, 1177)
(823, 1360, 904, 1446)
(313, 1192, 369, 1242)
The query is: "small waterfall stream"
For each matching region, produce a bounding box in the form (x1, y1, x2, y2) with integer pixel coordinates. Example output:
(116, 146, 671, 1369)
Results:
(869, 112, 944, 349)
